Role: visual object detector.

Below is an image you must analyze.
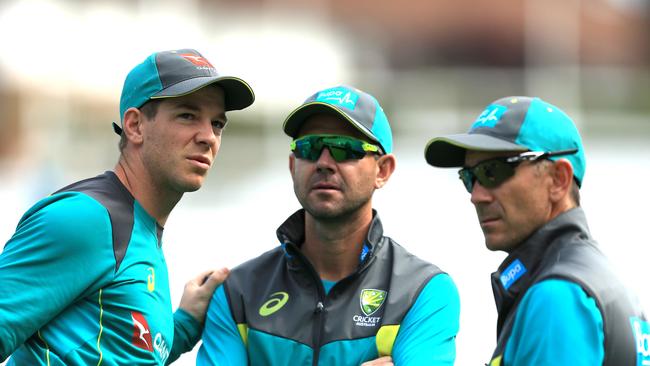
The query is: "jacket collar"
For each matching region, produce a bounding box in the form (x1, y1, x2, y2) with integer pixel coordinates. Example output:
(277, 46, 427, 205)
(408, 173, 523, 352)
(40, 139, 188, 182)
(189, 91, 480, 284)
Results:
(275, 208, 385, 268)
(491, 207, 593, 333)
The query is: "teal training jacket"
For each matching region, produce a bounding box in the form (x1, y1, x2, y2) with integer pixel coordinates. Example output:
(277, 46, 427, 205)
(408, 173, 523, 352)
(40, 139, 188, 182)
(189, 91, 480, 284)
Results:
(0, 171, 200, 365)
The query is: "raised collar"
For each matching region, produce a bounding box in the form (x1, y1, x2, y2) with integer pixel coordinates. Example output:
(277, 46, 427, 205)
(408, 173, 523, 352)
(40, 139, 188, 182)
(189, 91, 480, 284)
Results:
(491, 207, 593, 332)
(275, 208, 385, 267)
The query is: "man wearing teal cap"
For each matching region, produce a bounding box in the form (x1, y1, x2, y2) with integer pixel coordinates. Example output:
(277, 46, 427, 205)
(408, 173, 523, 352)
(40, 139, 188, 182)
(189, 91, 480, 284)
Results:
(0, 49, 254, 365)
(425, 96, 648, 365)
(198, 85, 460, 365)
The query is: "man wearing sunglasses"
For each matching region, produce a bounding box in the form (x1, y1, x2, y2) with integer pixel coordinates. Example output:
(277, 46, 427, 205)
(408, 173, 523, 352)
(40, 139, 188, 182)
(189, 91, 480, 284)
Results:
(0, 49, 254, 365)
(198, 85, 460, 365)
(425, 96, 648, 365)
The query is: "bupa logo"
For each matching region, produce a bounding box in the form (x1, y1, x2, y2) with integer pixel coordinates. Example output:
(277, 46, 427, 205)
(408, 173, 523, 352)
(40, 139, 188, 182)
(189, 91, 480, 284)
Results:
(630, 317, 650, 365)
(499, 259, 526, 290)
(471, 104, 507, 129)
(259, 291, 290, 317)
(131, 311, 153, 352)
(316, 88, 359, 109)
(180, 53, 215, 68)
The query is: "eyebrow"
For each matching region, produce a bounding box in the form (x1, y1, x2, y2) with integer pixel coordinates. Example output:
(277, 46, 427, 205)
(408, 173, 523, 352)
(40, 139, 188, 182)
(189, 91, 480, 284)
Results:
(172, 101, 227, 122)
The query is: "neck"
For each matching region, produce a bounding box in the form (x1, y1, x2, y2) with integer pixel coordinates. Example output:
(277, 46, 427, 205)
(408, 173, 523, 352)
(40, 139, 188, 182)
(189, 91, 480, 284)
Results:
(300, 208, 373, 282)
(548, 197, 575, 223)
(114, 155, 182, 226)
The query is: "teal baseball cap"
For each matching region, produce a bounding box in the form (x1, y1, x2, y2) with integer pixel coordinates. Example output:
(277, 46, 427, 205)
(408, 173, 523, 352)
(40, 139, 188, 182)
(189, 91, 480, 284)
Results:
(113, 48, 255, 135)
(424, 96, 586, 186)
(282, 85, 393, 154)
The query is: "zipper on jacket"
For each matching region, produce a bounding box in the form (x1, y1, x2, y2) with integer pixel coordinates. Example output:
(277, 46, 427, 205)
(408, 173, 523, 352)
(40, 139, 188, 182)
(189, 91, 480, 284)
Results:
(283, 242, 329, 366)
(312, 300, 325, 366)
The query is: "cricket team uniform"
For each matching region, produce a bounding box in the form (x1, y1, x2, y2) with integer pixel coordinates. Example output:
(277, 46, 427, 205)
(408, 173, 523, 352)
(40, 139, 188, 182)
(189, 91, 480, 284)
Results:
(198, 209, 460, 365)
(0, 171, 199, 365)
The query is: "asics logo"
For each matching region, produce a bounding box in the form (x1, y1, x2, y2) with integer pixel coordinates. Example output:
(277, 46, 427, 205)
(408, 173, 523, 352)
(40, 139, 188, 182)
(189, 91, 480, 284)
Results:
(147, 267, 155, 292)
(259, 291, 289, 317)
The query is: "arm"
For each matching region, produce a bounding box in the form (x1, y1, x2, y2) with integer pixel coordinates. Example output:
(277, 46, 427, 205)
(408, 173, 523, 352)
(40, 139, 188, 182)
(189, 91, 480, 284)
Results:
(503, 279, 604, 365)
(0, 194, 114, 361)
(167, 268, 230, 364)
(391, 273, 461, 366)
(196, 285, 248, 366)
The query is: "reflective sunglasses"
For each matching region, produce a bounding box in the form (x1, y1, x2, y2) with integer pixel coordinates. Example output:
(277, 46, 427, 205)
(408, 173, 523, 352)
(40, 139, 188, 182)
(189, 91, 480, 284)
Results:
(290, 134, 382, 162)
(458, 149, 578, 193)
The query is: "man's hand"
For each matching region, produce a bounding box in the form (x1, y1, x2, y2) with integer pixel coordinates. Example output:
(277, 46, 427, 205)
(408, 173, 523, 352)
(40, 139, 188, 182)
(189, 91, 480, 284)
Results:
(178, 268, 230, 325)
(361, 356, 394, 365)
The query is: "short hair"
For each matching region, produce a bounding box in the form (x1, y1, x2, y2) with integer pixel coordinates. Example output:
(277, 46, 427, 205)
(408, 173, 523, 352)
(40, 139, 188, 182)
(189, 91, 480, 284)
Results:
(570, 179, 581, 206)
(117, 99, 162, 151)
(536, 160, 581, 207)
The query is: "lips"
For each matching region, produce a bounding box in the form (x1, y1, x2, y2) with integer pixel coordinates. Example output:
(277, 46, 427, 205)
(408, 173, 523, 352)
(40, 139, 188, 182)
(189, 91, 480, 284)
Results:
(311, 181, 340, 191)
(187, 155, 211, 169)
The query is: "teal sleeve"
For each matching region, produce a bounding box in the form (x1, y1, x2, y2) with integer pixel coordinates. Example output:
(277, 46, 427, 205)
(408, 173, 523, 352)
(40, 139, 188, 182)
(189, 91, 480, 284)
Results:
(504, 279, 605, 365)
(392, 273, 461, 366)
(167, 308, 202, 365)
(0, 193, 114, 361)
(196, 285, 248, 365)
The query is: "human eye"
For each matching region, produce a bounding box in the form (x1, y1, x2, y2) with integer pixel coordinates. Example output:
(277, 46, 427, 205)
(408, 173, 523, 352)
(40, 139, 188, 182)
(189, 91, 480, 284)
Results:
(178, 112, 196, 121)
(212, 120, 226, 129)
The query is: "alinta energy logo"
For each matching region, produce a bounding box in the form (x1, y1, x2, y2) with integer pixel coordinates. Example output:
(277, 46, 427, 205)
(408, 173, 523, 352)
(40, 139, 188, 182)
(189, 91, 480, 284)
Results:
(131, 311, 153, 352)
(353, 289, 387, 327)
(180, 53, 215, 69)
(259, 291, 290, 317)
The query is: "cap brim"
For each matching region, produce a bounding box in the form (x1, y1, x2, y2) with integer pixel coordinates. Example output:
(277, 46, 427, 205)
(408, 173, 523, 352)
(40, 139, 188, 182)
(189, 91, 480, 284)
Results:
(153, 76, 255, 111)
(424, 133, 527, 167)
(283, 102, 379, 144)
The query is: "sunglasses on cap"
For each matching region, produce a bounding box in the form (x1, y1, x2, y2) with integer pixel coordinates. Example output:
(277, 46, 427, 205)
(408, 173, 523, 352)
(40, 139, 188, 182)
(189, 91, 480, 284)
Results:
(290, 134, 382, 163)
(458, 149, 578, 193)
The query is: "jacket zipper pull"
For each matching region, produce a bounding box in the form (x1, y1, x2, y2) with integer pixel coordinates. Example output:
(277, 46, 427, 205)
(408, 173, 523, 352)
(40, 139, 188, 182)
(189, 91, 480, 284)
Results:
(314, 301, 324, 313)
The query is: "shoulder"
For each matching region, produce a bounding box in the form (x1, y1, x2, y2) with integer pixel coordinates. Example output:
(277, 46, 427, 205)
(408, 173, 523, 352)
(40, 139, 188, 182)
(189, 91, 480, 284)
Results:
(380, 238, 443, 278)
(517, 279, 603, 331)
(18, 192, 111, 241)
(226, 246, 285, 290)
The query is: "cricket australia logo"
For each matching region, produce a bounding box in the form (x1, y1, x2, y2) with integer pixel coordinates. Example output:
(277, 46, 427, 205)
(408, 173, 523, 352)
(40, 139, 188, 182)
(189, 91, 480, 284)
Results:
(353, 289, 387, 327)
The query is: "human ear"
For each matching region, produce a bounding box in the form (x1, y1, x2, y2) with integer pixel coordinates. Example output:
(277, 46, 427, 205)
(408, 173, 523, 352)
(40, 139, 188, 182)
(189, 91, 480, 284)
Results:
(375, 154, 396, 189)
(122, 107, 144, 145)
(549, 159, 573, 202)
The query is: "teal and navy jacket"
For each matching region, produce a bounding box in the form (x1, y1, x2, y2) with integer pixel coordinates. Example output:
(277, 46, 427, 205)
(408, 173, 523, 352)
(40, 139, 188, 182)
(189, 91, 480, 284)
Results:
(0, 171, 200, 365)
(198, 209, 460, 365)
(488, 208, 649, 366)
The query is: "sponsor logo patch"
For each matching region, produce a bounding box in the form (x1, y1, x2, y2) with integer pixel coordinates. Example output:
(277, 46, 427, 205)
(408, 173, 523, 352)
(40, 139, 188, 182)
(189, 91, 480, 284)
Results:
(499, 258, 526, 290)
(259, 291, 290, 317)
(630, 317, 650, 366)
(471, 104, 507, 129)
(180, 53, 215, 69)
(316, 87, 359, 109)
(131, 311, 153, 352)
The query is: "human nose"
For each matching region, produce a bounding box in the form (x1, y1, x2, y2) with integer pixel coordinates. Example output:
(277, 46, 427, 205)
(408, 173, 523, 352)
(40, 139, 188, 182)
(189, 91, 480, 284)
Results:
(315, 147, 336, 171)
(195, 118, 218, 147)
(470, 180, 493, 205)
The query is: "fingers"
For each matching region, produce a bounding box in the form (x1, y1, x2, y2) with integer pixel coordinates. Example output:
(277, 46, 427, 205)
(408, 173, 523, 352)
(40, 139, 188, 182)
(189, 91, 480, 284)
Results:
(361, 356, 393, 365)
(199, 267, 230, 292)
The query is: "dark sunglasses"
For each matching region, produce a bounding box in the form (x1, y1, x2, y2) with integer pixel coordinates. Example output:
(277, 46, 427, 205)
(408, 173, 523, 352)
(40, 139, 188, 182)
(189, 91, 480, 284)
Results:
(290, 134, 382, 162)
(458, 149, 578, 193)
